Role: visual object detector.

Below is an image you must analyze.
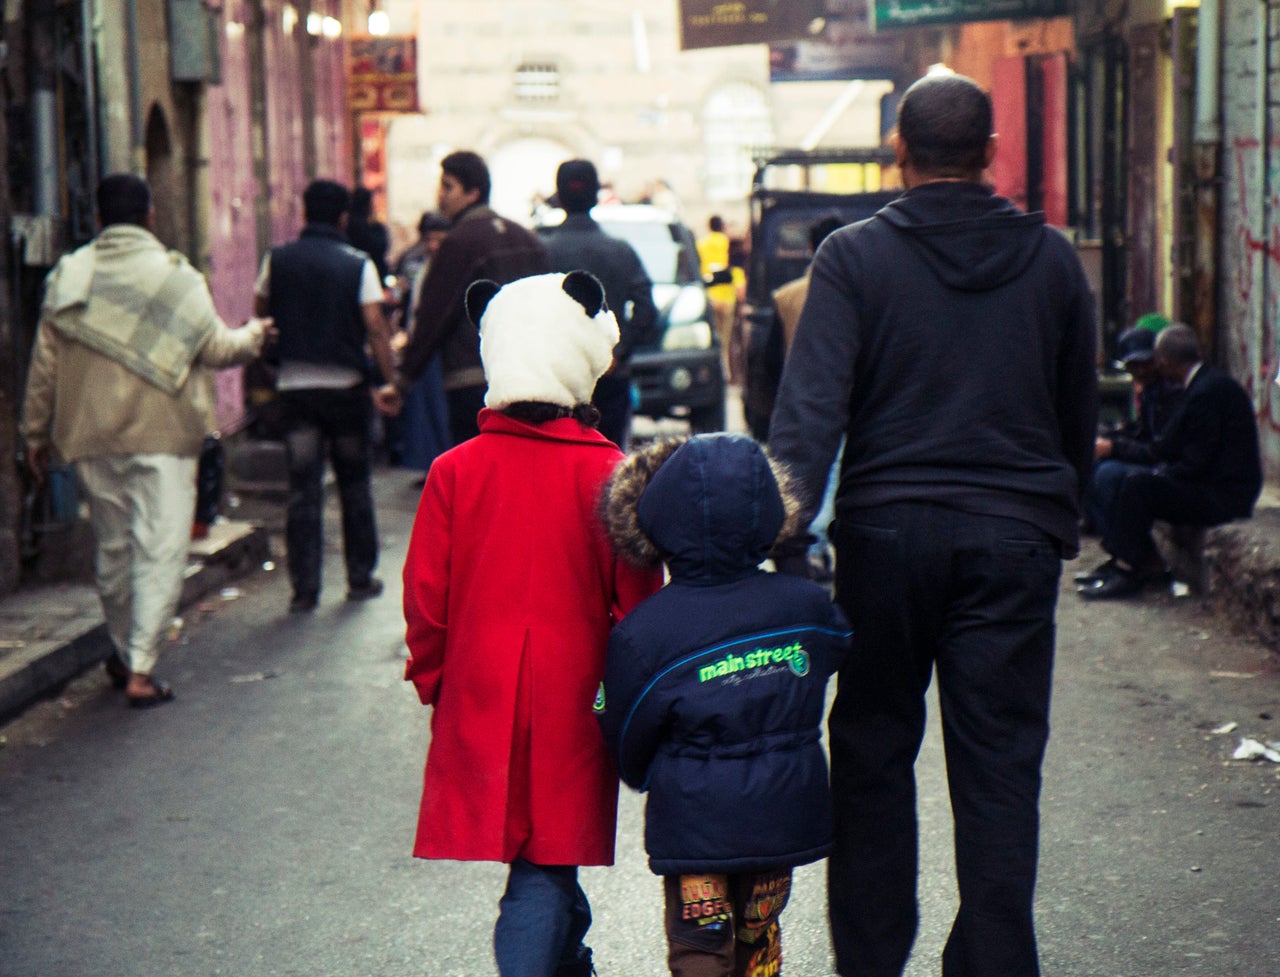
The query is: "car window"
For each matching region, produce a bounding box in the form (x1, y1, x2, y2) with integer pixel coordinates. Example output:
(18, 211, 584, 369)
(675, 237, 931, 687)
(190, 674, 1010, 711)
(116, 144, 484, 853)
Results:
(597, 219, 699, 285)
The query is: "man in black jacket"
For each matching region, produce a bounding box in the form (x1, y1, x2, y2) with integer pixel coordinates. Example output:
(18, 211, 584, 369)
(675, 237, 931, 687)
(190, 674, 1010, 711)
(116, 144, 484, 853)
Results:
(540, 159, 658, 448)
(383, 150, 549, 446)
(769, 73, 1097, 977)
(1080, 324, 1185, 545)
(1080, 322, 1262, 599)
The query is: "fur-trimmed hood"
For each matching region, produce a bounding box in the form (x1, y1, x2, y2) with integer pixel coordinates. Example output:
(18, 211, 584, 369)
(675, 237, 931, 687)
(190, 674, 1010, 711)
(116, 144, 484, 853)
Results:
(601, 433, 804, 583)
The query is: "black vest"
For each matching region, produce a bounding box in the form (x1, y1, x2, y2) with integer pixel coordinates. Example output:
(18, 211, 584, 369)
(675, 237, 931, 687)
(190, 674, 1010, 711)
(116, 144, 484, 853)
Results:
(268, 224, 370, 378)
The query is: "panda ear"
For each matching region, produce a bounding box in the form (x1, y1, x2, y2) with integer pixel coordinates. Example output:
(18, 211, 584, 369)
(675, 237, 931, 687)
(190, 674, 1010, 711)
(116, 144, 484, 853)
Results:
(465, 279, 502, 327)
(561, 270, 606, 317)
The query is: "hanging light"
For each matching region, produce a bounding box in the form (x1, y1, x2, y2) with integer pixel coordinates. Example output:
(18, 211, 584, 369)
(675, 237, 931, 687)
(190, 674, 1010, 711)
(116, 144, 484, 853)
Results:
(368, 10, 391, 35)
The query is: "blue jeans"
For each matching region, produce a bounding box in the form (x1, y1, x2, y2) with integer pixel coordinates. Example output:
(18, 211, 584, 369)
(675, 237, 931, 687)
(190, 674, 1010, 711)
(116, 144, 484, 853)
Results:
(494, 859, 592, 977)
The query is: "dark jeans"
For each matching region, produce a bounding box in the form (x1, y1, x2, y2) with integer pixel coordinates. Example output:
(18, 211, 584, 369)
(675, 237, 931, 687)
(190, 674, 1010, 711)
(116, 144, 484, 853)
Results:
(280, 386, 377, 600)
(493, 859, 591, 977)
(1083, 459, 1146, 538)
(1102, 469, 1229, 570)
(447, 384, 487, 446)
(592, 373, 633, 450)
(828, 502, 1060, 977)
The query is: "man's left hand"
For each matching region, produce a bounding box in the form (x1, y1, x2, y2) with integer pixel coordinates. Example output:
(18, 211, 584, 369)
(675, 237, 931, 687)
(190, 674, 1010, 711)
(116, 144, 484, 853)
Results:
(373, 383, 403, 417)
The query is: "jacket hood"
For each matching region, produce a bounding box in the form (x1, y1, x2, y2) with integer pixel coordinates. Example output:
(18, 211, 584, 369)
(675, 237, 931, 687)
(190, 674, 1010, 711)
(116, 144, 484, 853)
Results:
(877, 181, 1046, 292)
(602, 434, 804, 583)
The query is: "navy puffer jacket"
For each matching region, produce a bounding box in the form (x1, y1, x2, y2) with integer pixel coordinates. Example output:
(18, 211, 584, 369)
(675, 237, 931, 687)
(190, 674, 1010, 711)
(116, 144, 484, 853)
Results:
(598, 434, 851, 875)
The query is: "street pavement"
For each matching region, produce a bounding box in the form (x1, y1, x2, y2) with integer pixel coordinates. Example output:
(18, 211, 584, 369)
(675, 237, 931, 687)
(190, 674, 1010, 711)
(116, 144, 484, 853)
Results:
(1, 454, 1278, 977)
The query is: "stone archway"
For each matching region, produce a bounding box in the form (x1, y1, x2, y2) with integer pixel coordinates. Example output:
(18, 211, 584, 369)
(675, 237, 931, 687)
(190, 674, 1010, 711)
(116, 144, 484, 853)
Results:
(486, 136, 577, 225)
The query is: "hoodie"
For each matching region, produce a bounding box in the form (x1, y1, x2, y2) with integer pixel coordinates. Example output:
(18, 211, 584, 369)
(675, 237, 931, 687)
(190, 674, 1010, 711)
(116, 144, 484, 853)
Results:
(769, 181, 1098, 559)
(597, 434, 851, 875)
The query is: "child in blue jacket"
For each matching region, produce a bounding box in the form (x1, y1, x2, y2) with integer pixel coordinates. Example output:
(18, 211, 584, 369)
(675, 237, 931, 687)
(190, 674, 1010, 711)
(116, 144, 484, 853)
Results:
(597, 433, 851, 977)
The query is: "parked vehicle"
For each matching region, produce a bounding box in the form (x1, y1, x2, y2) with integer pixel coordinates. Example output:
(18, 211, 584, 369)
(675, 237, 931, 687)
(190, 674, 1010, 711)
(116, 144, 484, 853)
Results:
(537, 203, 726, 433)
(741, 148, 899, 441)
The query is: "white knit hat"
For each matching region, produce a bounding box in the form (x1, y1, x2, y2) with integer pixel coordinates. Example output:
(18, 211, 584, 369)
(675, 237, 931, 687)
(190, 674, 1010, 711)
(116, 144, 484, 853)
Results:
(468, 271, 620, 411)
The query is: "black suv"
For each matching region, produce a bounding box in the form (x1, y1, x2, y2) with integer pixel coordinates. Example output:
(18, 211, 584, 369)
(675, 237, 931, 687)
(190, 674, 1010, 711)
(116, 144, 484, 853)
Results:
(538, 204, 726, 433)
(741, 148, 899, 441)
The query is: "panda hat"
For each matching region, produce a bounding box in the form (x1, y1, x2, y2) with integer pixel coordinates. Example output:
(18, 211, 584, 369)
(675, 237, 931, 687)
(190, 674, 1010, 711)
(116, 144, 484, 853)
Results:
(466, 271, 620, 411)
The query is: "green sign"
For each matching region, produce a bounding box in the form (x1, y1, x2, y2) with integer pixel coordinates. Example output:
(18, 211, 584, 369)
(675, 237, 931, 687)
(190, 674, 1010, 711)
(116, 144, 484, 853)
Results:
(873, 0, 1069, 29)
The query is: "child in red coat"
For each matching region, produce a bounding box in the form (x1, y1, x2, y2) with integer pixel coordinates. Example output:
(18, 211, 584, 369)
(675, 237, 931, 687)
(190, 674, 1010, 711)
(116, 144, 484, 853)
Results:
(403, 271, 661, 977)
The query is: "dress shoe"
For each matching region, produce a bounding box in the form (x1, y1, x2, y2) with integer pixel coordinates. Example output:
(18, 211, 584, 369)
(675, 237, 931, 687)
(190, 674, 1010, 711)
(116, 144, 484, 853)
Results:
(1077, 566, 1148, 599)
(289, 593, 318, 613)
(1073, 558, 1117, 585)
(346, 577, 384, 601)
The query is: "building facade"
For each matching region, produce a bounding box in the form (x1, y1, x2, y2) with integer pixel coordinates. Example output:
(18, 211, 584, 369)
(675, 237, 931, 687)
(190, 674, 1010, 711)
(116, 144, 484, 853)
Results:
(0, 0, 354, 596)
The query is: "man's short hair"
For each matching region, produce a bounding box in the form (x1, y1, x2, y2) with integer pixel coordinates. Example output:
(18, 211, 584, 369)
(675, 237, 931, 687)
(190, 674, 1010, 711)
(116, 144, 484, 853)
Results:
(809, 214, 843, 253)
(897, 73, 993, 175)
(708, 215, 725, 233)
(556, 159, 601, 214)
(418, 211, 451, 235)
(97, 173, 151, 228)
(304, 179, 351, 225)
(441, 150, 491, 203)
(1155, 322, 1202, 366)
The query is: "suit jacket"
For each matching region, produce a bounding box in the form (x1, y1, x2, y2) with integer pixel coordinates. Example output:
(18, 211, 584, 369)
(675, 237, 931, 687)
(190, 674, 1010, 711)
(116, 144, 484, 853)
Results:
(1111, 363, 1262, 518)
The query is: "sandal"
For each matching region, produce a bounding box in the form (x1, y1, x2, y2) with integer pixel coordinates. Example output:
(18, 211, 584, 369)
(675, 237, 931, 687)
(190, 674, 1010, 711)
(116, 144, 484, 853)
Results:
(104, 652, 129, 690)
(126, 677, 175, 709)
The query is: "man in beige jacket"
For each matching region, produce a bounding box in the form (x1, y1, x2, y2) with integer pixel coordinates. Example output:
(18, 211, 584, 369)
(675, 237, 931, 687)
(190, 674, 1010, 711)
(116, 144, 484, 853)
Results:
(21, 174, 270, 707)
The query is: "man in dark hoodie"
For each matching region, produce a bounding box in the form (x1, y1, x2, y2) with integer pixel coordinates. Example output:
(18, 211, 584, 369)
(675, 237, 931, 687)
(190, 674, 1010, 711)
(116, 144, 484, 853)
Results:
(769, 73, 1098, 977)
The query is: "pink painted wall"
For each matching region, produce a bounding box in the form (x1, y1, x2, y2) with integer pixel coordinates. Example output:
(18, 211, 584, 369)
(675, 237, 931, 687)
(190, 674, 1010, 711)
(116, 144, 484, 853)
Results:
(206, 0, 259, 431)
(204, 0, 353, 431)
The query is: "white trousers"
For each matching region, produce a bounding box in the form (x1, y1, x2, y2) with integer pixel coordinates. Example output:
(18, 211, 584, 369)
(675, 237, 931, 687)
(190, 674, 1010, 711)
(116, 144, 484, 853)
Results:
(74, 454, 197, 675)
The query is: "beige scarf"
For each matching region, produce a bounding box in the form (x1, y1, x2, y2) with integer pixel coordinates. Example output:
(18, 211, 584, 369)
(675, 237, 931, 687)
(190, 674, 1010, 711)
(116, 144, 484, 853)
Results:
(43, 224, 216, 395)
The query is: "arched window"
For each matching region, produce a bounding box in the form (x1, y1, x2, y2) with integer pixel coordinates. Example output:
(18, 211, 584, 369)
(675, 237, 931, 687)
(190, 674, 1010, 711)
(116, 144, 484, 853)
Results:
(703, 82, 773, 202)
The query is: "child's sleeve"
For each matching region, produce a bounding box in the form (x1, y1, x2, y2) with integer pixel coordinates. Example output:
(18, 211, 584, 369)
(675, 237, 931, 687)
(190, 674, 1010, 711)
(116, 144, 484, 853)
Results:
(403, 464, 453, 706)
(598, 626, 665, 791)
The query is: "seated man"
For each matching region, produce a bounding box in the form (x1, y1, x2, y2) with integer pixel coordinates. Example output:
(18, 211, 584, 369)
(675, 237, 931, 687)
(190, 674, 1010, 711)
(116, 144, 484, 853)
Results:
(1080, 325, 1185, 547)
(1080, 323, 1262, 599)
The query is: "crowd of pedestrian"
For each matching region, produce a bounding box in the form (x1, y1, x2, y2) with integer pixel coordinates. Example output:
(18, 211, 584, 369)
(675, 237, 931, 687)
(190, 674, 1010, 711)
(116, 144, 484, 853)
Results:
(17, 66, 1267, 977)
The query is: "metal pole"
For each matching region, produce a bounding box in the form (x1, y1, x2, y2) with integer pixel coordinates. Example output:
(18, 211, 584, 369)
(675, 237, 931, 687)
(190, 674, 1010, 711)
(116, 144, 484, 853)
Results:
(124, 0, 144, 171)
(81, 0, 101, 185)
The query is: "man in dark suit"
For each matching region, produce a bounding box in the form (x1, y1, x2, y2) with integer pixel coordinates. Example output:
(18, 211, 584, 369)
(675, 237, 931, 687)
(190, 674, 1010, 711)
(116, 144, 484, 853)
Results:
(1081, 322, 1262, 599)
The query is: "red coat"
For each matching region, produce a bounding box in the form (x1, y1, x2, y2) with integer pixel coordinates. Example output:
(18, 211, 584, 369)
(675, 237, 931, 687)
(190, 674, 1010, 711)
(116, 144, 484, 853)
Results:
(403, 409, 660, 865)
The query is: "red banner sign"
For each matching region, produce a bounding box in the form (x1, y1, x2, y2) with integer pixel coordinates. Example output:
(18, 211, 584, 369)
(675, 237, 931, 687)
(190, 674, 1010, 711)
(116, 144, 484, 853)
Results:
(348, 35, 419, 113)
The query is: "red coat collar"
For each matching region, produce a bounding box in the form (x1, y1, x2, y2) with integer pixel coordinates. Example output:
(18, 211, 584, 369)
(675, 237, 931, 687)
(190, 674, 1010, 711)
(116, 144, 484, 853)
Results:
(477, 407, 616, 447)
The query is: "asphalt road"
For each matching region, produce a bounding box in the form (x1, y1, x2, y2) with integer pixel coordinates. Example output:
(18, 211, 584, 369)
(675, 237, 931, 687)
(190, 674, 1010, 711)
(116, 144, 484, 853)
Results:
(1, 462, 1278, 977)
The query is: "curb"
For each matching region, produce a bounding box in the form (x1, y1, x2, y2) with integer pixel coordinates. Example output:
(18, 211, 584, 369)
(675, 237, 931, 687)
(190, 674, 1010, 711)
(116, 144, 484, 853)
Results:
(0, 521, 270, 725)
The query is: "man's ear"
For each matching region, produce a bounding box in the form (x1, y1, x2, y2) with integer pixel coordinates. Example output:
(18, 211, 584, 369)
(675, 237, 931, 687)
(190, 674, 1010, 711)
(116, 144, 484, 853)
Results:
(891, 131, 909, 170)
(983, 134, 998, 170)
(338, 212, 349, 230)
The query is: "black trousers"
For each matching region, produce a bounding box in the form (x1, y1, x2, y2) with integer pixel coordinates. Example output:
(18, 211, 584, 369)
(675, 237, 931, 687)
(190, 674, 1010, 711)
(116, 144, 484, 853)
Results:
(828, 503, 1060, 977)
(280, 386, 377, 600)
(592, 373, 633, 450)
(1102, 469, 1229, 569)
(447, 384, 487, 447)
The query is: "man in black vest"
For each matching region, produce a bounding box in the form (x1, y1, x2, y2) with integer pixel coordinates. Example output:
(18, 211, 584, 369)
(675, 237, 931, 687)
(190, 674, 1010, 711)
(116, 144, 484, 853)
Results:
(539, 158, 657, 448)
(254, 179, 400, 614)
